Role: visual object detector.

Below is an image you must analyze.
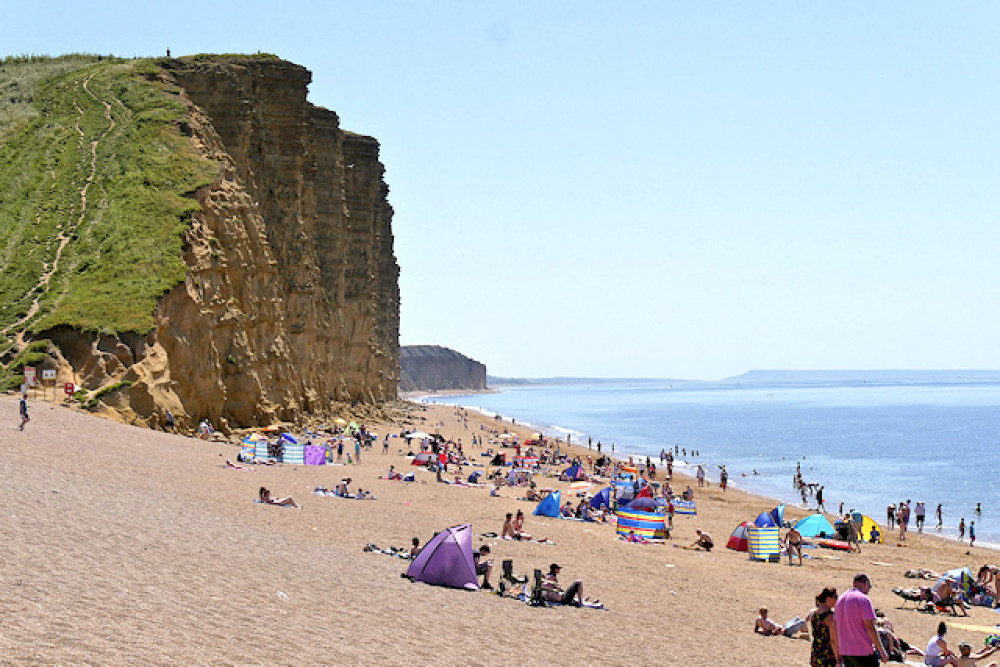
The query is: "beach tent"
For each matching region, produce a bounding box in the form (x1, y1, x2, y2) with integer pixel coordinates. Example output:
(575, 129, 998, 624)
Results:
(794, 514, 836, 538)
(850, 512, 884, 544)
(405, 524, 479, 590)
(590, 487, 612, 509)
(748, 526, 781, 562)
(754, 504, 785, 528)
(490, 453, 506, 466)
(534, 491, 561, 517)
(635, 486, 653, 499)
(563, 464, 585, 481)
(673, 500, 696, 516)
(568, 481, 592, 494)
(411, 452, 435, 466)
(616, 508, 668, 540)
(727, 522, 752, 552)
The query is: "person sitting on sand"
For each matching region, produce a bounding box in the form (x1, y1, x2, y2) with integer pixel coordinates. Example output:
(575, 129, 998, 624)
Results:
(473, 545, 494, 590)
(875, 614, 924, 663)
(754, 607, 784, 635)
(225, 459, 252, 470)
(541, 563, 594, 607)
(384, 465, 401, 480)
(561, 501, 575, 518)
(688, 529, 714, 551)
(955, 640, 999, 667)
(409, 537, 422, 559)
(925, 621, 959, 666)
(259, 486, 300, 508)
(337, 478, 353, 497)
(502, 512, 520, 540)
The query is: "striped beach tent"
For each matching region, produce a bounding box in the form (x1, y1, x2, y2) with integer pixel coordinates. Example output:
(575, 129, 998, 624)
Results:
(673, 500, 696, 515)
(616, 509, 668, 540)
(240, 436, 258, 461)
(747, 526, 781, 562)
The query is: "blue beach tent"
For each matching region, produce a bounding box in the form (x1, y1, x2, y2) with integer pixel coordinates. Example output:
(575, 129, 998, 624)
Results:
(563, 464, 586, 481)
(794, 513, 835, 538)
(590, 487, 612, 509)
(534, 491, 561, 518)
(754, 504, 786, 528)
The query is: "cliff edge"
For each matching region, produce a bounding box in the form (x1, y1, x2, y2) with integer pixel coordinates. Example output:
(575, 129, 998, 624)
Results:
(399, 345, 487, 392)
(0, 55, 399, 431)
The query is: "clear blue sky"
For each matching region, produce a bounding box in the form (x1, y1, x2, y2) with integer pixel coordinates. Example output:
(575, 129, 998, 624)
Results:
(8, 2, 1000, 379)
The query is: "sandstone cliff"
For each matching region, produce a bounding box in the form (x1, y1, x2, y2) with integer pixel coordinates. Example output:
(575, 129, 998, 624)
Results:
(10, 56, 399, 431)
(399, 346, 487, 392)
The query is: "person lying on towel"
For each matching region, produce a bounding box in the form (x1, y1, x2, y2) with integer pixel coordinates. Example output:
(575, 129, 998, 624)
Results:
(259, 486, 300, 508)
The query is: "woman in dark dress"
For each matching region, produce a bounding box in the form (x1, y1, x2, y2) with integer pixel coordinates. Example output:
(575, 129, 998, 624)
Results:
(805, 587, 838, 667)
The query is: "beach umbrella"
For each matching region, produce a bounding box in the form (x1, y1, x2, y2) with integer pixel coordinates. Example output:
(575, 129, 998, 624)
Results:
(499, 433, 514, 440)
(279, 432, 299, 445)
(624, 497, 659, 511)
(334, 418, 348, 425)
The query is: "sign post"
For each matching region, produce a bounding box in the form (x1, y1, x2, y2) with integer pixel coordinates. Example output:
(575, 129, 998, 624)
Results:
(42, 369, 56, 402)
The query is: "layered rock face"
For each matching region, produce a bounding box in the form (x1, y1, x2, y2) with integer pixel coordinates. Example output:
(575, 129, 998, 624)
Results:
(399, 346, 487, 392)
(44, 58, 399, 430)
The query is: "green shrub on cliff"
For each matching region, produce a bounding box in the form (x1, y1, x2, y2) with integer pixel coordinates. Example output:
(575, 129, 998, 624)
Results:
(0, 56, 218, 337)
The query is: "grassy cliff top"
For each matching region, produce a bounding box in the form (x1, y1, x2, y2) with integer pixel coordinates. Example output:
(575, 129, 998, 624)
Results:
(0, 55, 219, 353)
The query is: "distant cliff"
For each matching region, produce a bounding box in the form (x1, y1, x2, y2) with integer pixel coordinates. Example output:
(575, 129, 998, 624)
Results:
(399, 346, 486, 392)
(0, 55, 399, 431)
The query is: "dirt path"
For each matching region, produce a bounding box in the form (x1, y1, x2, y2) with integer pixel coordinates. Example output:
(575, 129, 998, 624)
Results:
(3, 74, 116, 349)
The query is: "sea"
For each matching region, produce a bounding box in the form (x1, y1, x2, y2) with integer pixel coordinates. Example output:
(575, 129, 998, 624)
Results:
(422, 371, 1000, 546)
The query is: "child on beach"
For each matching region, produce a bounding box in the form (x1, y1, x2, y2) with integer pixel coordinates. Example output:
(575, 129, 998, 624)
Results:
(754, 608, 784, 635)
(971, 522, 976, 547)
(955, 640, 999, 666)
(18, 393, 29, 431)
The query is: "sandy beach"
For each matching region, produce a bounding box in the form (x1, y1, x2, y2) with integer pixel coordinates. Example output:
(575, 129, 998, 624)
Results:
(2, 394, 997, 665)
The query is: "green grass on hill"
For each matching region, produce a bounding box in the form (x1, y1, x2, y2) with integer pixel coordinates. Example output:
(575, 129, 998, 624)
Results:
(0, 56, 219, 340)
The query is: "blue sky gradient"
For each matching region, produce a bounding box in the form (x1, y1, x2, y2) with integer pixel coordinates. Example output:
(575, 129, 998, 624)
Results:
(7, 2, 999, 378)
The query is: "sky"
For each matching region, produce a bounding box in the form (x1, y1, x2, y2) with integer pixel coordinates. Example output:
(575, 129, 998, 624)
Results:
(6, 2, 1000, 380)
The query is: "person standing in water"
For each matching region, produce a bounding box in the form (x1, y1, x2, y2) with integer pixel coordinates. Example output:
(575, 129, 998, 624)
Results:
(936, 503, 943, 530)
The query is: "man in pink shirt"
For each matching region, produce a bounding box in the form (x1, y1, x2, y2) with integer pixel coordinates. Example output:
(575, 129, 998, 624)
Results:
(835, 572, 889, 665)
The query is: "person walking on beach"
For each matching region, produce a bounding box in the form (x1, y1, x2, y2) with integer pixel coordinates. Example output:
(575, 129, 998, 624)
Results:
(915, 502, 926, 533)
(817, 485, 826, 512)
(696, 465, 705, 488)
(937, 503, 943, 530)
(959, 518, 966, 542)
(835, 572, 889, 666)
(887, 504, 896, 530)
(18, 393, 29, 431)
(970, 521, 976, 547)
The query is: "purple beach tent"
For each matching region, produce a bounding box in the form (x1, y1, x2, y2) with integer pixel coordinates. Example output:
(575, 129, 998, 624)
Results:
(405, 524, 479, 590)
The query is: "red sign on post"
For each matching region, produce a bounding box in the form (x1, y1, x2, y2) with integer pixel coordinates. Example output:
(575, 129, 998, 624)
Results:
(23, 366, 36, 387)
(64, 383, 75, 396)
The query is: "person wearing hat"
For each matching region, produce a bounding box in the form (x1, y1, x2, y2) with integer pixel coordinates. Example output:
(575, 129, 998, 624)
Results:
(835, 573, 889, 666)
(954, 639, 999, 666)
(541, 563, 584, 606)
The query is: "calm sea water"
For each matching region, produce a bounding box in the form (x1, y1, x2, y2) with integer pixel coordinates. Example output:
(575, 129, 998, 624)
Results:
(423, 373, 1000, 545)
